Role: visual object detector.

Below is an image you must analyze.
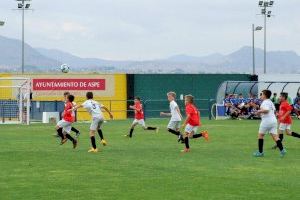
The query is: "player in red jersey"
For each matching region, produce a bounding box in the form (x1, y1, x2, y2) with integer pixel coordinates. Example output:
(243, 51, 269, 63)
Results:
(181, 95, 209, 153)
(55, 94, 77, 149)
(54, 92, 80, 138)
(125, 97, 159, 138)
(272, 92, 300, 149)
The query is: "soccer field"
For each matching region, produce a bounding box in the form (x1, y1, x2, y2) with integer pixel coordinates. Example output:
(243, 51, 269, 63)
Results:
(0, 119, 299, 200)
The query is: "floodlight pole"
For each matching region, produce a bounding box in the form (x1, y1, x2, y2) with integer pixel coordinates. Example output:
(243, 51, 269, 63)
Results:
(258, 1, 274, 74)
(252, 24, 256, 75)
(22, 5, 25, 74)
(264, 13, 267, 74)
(15, 0, 32, 74)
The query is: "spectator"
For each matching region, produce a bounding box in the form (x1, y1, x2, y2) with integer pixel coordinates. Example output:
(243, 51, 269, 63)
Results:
(293, 99, 300, 119)
(293, 92, 300, 105)
(271, 93, 280, 111)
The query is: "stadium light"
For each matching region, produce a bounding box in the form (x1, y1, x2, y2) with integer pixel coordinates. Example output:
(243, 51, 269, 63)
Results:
(15, 0, 33, 74)
(257, 1, 275, 74)
(252, 24, 263, 75)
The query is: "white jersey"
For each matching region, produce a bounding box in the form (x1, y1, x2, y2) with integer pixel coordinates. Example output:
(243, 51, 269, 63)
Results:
(170, 100, 181, 121)
(260, 99, 277, 125)
(82, 99, 104, 118)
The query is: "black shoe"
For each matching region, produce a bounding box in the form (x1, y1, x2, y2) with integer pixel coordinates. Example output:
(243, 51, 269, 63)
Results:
(73, 139, 78, 149)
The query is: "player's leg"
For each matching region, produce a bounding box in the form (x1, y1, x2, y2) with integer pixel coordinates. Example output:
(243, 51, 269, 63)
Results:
(192, 126, 207, 140)
(71, 126, 80, 138)
(96, 119, 107, 146)
(64, 124, 77, 149)
(88, 129, 98, 152)
(291, 130, 300, 138)
(127, 120, 138, 138)
(278, 124, 285, 142)
(55, 120, 64, 139)
(167, 121, 184, 143)
(272, 125, 284, 149)
(142, 120, 158, 132)
(181, 125, 194, 152)
(271, 133, 286, 157)
(253, 133, 265, 157)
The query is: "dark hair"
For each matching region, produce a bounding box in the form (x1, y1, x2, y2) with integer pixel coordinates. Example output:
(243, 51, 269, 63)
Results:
(273, 93, 277, 95)
(64, 91, 70, 96)
(134, 97, 141, 101)
(86, 92, 93, 99)
(280, 92, 288, 100)
(262, 90, 272, 99)
(68, 94, 75, 102)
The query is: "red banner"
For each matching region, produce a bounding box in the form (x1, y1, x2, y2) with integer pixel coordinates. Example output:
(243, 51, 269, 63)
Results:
(32, 79, 106, 91)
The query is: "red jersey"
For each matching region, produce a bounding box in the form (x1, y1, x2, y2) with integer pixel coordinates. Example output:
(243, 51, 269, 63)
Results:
(185, 103, 200, 126)
(63, 102, 74, 122)
(134, 102, 144, 120)
(278, 101, 292, 124)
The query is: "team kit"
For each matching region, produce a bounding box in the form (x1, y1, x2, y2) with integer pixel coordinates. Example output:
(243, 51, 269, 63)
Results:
(55, 90, 299, 156)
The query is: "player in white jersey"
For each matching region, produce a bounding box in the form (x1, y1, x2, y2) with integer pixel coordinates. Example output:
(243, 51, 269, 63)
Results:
(73, 92, 113, 153)
(253, 90, 286, 157)
(160, 92, 184, 143)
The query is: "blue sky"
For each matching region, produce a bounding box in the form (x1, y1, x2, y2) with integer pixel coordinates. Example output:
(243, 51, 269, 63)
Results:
(0, 0, 299, 60)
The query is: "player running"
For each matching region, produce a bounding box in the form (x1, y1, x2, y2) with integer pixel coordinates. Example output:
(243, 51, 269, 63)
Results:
(55, 94, 78, 149)
(73, 92, 113, 153)
(55, 92, 80, 138)
(125, 97, 158, 138)
(181, 95, 209, 153)
(160, 91, 184, 143)
(272, 92, 300, 149)
(253, 90, 286, 157)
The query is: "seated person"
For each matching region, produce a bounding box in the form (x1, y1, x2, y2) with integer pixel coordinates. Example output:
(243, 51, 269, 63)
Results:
(293, 99, 300, 119)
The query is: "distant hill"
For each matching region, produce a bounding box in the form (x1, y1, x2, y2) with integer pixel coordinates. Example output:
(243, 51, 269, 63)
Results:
(1, 35, 300, 73)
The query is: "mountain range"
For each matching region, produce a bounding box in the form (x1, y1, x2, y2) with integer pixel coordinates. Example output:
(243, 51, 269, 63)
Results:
(1, 35, 300, 74)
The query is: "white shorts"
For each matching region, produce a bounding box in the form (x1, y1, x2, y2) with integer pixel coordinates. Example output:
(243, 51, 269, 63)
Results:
(259, 122, 277, 135)
(133, 119, 146, 128)
(57, 119, 72, 134)
(90, 117, 104, 131)
(184, 124, 198, 134)
(279, 123, 291, 131)
(167, 121, 181, 130)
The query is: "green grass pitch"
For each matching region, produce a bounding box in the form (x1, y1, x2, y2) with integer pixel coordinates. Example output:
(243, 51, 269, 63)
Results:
(0, 119, 299, 200)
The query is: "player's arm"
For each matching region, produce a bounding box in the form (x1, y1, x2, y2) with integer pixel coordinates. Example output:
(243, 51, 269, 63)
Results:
(176, 106, 183, 120)
(72, 104, 83, 111)
(280, 110, 291, 121)
(102, 106, 113, 119)
(256, 108, 269, 114)
(182, 114, 191, 128)
(160, 112, 171, 117)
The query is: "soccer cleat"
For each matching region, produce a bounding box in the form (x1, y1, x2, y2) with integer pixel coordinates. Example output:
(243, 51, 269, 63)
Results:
(181, 148, 190, 153)
(100, 139, 107, 146)
(60, 138, 68, 145)
(75, 132, 81, 138)
(88, 148, 98, 153)
(280, 149, 287, 157)
(73, 139, 78, 149)
(253, 151, 264, 157)
(201, 130, 209, 142)
(156, 127, 160, 134)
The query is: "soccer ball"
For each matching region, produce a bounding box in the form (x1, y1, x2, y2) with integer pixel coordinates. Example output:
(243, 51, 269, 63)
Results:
(60, 64, 70, 73)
